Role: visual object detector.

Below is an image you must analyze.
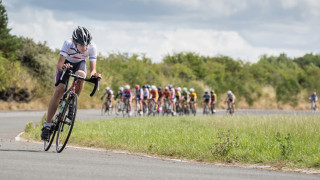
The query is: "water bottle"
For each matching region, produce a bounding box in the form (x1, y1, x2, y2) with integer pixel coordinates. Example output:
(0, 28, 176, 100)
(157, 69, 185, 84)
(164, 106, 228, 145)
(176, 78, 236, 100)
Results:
(60, 99, 67, 113)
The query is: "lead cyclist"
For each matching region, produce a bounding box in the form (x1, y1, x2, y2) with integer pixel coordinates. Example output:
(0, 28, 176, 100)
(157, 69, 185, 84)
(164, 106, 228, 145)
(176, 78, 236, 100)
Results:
(41, 26, 101, 140)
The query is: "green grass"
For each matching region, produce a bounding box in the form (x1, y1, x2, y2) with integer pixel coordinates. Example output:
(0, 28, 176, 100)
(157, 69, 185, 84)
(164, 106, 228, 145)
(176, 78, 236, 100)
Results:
(24, 115, 320, 169)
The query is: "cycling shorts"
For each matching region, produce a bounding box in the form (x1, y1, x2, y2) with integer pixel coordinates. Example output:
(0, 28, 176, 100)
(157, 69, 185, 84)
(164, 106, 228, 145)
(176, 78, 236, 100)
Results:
(55, 60, 86, 86)
(204, 99, 210, 103)
(136, 95, 143, 100)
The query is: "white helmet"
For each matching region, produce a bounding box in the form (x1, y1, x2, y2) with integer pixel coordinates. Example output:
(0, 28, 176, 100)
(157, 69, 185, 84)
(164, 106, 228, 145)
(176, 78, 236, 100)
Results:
(227, 90, 232, 95)
(151, 85, 157, 90)
(119, 87, 124, 91)
(190, 88, 194, 93)
(177, 87, 181, 92)
(125, 85, 130, 90)
(106, 87, 110, 91)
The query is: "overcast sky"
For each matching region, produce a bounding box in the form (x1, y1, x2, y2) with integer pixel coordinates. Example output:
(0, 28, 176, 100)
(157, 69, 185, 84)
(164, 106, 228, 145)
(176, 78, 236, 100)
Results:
(3, 0, 320, 62)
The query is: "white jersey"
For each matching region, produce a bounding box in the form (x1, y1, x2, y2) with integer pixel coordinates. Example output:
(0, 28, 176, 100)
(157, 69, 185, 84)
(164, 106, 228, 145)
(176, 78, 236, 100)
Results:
(60, 39, 97, 63)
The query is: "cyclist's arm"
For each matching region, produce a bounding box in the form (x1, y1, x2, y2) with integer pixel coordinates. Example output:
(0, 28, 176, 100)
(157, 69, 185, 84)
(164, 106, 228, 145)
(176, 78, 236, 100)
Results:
(89, 61, 99, 77)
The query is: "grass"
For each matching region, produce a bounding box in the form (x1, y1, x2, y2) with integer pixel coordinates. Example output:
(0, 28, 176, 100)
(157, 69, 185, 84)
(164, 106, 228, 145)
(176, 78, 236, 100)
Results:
(24, 114, 320, 169)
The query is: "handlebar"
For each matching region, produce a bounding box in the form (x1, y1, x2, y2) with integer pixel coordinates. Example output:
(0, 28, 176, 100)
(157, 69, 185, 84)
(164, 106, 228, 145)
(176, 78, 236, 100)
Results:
(60, 68, 101, 97)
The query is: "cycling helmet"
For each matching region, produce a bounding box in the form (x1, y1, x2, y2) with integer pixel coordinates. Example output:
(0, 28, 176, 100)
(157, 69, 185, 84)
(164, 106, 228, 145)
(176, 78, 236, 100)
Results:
(135, 85, 140, 89)
(190, 88, 194, 93)
(177, 87, 181, 92)
(205, 90, 209, 94)
(313, 92, 317, 95)
(142, 85, 146, 88)
(211, 90, 215, 94)
(125, 85, 130, 90)
(151, 85, 156, 90)
(72, 26, 92, 45)
(168, 84, 173, 89)
(147, 84, 151, 89)
(119, 87, 124, 91)
(106, 87, 110, 91)
(158, 87, 162, 91)
(165, 87, 169, 91)
(182, 87, 187, 92)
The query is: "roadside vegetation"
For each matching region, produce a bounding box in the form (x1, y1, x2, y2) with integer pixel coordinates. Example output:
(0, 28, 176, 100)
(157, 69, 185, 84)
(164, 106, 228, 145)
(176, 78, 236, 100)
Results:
(23, 114, 320, 169)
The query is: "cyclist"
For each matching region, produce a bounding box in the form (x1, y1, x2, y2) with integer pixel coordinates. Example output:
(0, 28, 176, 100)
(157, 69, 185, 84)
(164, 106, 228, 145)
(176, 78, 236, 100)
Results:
(163, 87, 172, 113)
(189, 88, 197, 113)
(157, 87, 163, 112)
(142, 85, 149, 113)
(114, 87, 124, 100)
(149, 85, 159, 112)
(309, 91, 318, 110)
(202, 90, 211, 113)
(168, 84, 176, 115)
(175, 87, 182, 113)
(134, 85, 144, 115)
(123, 85, 133, 114)
(210, 90, 217, 113)
(41, 26, 101, 140)
(225, 90, 236, 113)
(101, 87, 114, 111)
(181, 87, 190, 110)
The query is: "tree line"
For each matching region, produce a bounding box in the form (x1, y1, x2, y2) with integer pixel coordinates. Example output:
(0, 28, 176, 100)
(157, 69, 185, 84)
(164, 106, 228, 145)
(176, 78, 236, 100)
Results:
(0, 0, 319, 108)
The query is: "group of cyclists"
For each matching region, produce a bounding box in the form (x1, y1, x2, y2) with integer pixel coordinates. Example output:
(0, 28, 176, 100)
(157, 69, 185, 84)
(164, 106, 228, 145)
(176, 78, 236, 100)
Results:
(101, 84, 237, 116)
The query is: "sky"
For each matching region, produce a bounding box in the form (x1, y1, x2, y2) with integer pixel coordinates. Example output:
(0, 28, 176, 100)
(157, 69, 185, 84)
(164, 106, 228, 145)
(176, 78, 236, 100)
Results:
(3, 0, 320, 62)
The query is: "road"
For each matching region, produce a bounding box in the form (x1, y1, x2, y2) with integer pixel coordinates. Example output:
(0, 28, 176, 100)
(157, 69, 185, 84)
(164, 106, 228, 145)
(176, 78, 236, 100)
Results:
(0, 109, 319, 180)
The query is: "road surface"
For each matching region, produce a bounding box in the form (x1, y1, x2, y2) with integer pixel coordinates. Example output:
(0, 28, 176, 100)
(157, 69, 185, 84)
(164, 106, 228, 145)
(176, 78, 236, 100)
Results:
(0, 109, 319, 180)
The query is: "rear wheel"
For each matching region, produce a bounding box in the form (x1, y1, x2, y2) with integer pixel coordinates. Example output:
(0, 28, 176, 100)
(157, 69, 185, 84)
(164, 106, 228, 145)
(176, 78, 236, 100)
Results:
(56, 93, 78, 153)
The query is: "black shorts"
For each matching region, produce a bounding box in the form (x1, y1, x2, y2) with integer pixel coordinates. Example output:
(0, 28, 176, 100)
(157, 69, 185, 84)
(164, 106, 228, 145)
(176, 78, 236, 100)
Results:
(55, 60, 87, 86)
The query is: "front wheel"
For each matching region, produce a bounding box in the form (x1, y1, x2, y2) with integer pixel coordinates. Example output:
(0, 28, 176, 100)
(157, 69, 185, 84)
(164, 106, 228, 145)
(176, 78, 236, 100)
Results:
(44, 117, 58, 151)
(56, 93, 78, 153)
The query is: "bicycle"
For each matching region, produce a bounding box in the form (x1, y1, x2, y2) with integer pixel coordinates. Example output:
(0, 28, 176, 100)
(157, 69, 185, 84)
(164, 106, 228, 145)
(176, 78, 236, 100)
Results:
(134, 99, 144, 116)
(122, 98, 131, 117)
(115, 99, 123, 116)
(226, 100, 234, 115)
(189, 101, 197, 116)
(203, 101, 210, 115)
(101, 99, 113, 116)
(44, 68, 100, 153)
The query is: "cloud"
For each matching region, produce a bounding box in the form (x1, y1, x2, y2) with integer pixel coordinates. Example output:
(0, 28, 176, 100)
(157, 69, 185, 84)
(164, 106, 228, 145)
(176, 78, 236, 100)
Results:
(4, 1, 317, 63)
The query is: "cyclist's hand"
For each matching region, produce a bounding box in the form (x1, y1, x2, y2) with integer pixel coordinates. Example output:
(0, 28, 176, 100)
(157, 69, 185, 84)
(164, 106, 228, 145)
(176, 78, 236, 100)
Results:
(92, 73, 102, 78)
(63, 63, 73, 70)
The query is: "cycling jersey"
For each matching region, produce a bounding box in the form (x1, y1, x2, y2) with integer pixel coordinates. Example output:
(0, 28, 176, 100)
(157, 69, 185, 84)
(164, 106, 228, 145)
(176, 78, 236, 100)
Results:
(135, 88, 144, 100)
(163, 91, 171, 99)
(158, 91, 163, 99)
(143, 88, 149, 99)
(123, 89, 132, 99)
(203, 94, 210, 100)
(60, 39, 97, 63)
(190, 93, 197, 101)
(175, 91, 181, 99)
(311, 94, 318, 101)
(149, 90, 159, 102)
(211, 93, 217, 101)
(106, 90, 113, 99)
(182, 92, 189, 100)
(227, 93, 236, 102)
(115, 90, 123, 100)
(169, 88, 175, 100)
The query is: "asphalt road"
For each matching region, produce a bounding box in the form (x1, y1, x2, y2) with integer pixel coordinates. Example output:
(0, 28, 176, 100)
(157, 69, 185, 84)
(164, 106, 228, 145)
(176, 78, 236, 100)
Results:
(0, 109, 319, 180)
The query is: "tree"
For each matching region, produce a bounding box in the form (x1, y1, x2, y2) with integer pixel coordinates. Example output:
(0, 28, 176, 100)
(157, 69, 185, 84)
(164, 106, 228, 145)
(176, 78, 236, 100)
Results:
(0, 0, 21, 59)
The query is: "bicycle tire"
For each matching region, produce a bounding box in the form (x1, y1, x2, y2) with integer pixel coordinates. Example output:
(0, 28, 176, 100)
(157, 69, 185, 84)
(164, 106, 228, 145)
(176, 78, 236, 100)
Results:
(101, 103, 106, 116)
(56, 93, 78, 153)
(44, 117, 58, 151)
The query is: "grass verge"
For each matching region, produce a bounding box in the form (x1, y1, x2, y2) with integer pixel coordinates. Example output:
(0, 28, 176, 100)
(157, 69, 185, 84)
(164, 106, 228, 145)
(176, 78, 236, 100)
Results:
(23, 114, 320, 169)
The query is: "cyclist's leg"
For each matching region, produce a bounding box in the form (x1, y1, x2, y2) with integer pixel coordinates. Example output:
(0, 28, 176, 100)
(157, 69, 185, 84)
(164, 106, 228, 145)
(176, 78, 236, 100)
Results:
(74, 70, 86, 95)
(46, 84, 65, 124)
